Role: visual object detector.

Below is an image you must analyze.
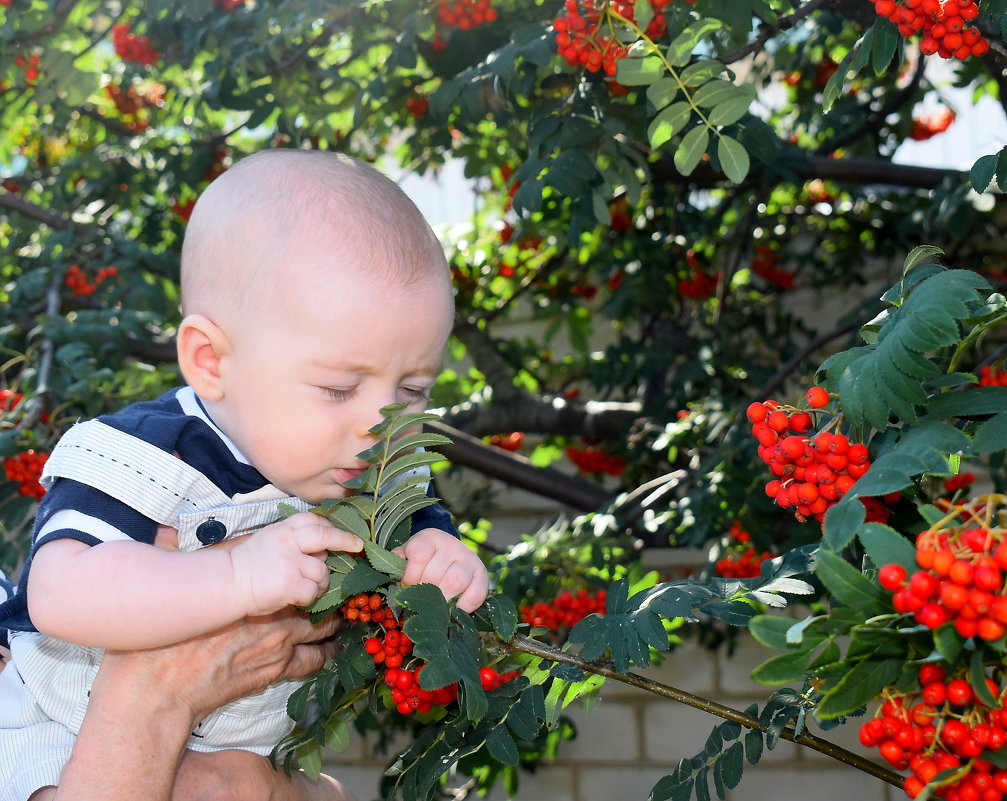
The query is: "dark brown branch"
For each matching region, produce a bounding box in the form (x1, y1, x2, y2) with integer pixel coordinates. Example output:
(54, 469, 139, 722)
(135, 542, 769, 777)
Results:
(452, 319, 525, 405)
(10, 0, 80, 46)
(723, 0, 831, 65)
(426, 421, 614, 511)
(755, 317, 862, 401)
(652, 151, 963, 191)
(440, 396, 640, 440)
(0, 191, 73, 231)
(508, 635, 904, 790)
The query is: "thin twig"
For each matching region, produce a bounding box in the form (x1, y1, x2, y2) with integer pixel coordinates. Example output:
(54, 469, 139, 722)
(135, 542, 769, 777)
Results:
(755, 317, 862, 401)
(722, 0, 831, 65)
(507, 635, 904, 790)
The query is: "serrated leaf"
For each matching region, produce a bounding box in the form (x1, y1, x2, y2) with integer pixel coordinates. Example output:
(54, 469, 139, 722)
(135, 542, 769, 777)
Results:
(974, 413, 1007, 453)
(316, 503, 370, 540)
(903, 245, 946, 273)
(485, 724, 520, 765)
(649, 101, 692, 148)
(859, 523, 917, 573)
(481, 593, 519, 640)
(720, 741, 744, 790)
(786, 615, 827, 646)
(750, 649, 813, 685)
(647, 77, 680, 110)
(340, 558, 388, 595)
(816, 659, 903, 718)
(934, 623, 963, 662)
(324, 717, 350, 751)
(744, 730, 763, 765)
(674, 125, 709, 176)
(822, 496, 866, 551)
(972, 153, 999, 193)
(815, 550, 888, 612)
(361, 539, 407, 578)
(822, 53, 852, 112)
(650, 761, 694, 801)
(871, 17, 900, 74)
(748, 615, 797, 650)
(295, 740, 322, 781)
(717, 134, 749, 183)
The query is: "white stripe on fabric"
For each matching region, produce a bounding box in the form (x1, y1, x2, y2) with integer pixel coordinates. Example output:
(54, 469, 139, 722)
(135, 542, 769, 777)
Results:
(40, 420, 233, 524)
(175, 386, 252, 465)
(36, 510, 133, 544)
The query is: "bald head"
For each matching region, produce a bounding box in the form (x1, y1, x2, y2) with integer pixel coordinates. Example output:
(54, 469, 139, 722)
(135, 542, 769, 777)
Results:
(179, 150, 450, 325)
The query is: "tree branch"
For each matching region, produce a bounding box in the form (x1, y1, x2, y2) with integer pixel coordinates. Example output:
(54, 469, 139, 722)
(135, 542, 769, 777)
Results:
(507, 635, 904, 790)
(426, 421, 614, 511)
(0, 190, 73, 231)
(439, 395, 640, 440)
(452, 319, 526, 405)
(755, 316, 861, 401)
(723, 0, 831, 64)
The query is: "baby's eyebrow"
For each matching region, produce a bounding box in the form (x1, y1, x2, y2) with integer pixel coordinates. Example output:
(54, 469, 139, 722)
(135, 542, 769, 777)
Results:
(307, 359, 443, 377)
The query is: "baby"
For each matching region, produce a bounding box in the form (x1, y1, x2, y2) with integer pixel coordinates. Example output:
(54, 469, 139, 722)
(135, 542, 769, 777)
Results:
(0, 150, 488, 801)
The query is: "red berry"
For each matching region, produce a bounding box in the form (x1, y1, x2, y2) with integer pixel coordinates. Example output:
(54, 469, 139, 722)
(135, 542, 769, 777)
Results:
(806, 386, 829, 408)
(878, 564, 907, 591)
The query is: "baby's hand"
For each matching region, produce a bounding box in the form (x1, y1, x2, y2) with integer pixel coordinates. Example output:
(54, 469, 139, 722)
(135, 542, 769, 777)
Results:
(229, 512, 363, 616)
(395, 528, 488, 613)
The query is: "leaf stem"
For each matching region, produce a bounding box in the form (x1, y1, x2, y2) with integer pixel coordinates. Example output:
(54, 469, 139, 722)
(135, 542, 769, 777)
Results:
(506, 634, 905, 789)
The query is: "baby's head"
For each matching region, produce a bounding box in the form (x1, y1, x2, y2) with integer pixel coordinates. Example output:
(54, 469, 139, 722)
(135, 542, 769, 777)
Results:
(176, 150, 454, 502)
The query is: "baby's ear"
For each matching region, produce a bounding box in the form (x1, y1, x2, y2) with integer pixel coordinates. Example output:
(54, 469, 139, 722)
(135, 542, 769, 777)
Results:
(176, 314, 229, 401)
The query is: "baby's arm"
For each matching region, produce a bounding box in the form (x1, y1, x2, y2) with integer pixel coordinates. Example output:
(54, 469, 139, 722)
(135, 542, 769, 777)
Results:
(396, 528, 489, 613)
(28, 512, 362, 649)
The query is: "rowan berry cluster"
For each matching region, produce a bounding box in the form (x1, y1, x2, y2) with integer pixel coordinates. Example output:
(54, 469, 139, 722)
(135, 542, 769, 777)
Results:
(565, 443, 626, 476)
(112, 24, 160, 66)
(751, 245, 795, 290)
(435, 0, 498, 29)
(909, 107, 956, 140)
(487, 432, 524, 452)
(746, 387, 871, 524)
(860, 664, 1007, 800)
(678, 269, 720, 299)
(978, 365, 1007, 387)
(871, 0, 988, 59)
(14, 55, 39, 85)
(944, 472, 976, 495)
(553, 0, 672, 76)
(345, 592, 519, 716)
(714, 522, 775, 578)
(341, 592, 399, 627)
(65, 265, 117, 297)
(520, 588, 608, 630)
(3, 450, 47, 499)
(0, 389, 23, 414)
(879, 522, 1007, 640)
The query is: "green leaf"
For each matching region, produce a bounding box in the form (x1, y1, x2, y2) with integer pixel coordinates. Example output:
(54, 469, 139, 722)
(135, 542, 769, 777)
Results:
(966, 155, 998, 195)
(975, 413, 1007, 453)
(634, 0, 654, 34)
(680, 59, 726, 86)
(744, 730, 763, 765)
(859, 523, 917, 573)
(814, 550, 888, 612)
(822, 53, 852, 112)
(295, 740, 323, 781)
(971, 649, 998, 706)
(316, 503, 370, 540)
(648, 102, 692, 149)
(617, 55, 666, 86)
(323, 717, 350, 751)
(485, 724, 519, 765)
(822, 497, 866, 551)
(870, 17, 900, 75)
(650, 761, 694, 801)
(340, 559, 388, 596)
(816, 659, 903, 718)
(749, 615, 798, 650)
(481, 593, 519, 640)
(692, 79, 740, 108)
(647, 77, 680, 110)
(708, 94, 751, 127)
(361, 540, 407, 578)
(717, 135, 750, 183)
(934, 623, 963, 663)
(674, 125, 709, 176)
(903, 245, 945, 274)
(750, 649, 813, 685)
(720, 742, 744, 790)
